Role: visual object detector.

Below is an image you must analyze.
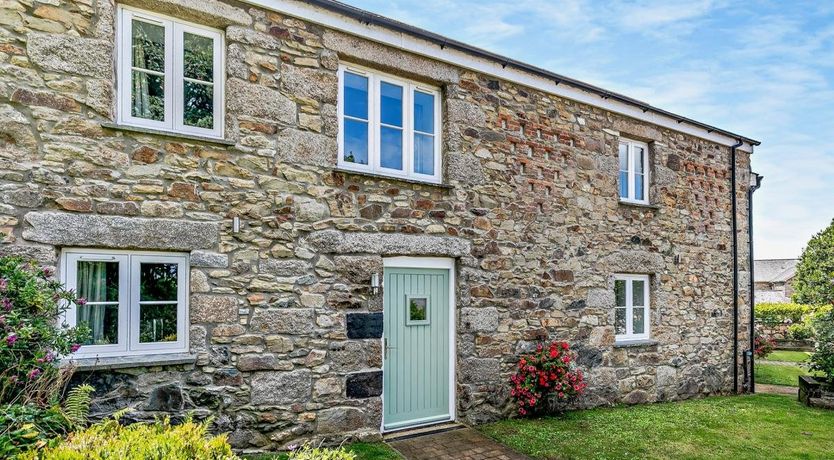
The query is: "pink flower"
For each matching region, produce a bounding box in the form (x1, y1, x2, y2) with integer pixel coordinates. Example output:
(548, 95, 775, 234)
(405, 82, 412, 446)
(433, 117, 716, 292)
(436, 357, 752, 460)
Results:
(70, 343, 81, 353)
(41, 267, 54, 277)
(1, 298, 11, 312)
(27, 368, 41, 380)
(0, 278, 7, 292)
(6, 334, 17, 347)
(76, 297, 87, 306)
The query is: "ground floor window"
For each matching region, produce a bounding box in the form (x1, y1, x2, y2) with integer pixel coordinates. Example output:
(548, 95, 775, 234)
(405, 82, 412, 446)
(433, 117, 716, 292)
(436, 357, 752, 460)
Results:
(614, 274, 650, 342)
(61, 249, 188, 357)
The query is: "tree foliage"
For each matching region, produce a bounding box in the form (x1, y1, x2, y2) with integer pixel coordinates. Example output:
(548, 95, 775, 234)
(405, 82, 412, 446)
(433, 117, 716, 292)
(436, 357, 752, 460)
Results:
(792, 218, 834, 306)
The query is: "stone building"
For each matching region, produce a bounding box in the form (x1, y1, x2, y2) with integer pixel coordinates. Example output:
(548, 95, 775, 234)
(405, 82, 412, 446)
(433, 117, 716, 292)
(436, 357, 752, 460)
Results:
(754, 259, 797, 304)
(0, 0, 760, 451)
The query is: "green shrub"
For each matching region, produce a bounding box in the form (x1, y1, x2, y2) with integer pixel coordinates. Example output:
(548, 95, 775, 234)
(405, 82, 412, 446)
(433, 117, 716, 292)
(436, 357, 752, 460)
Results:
(755, 303, 811, 325)
(792, 218, 834, 306)
(21, 414, 238, 460)
(0, 256, 88, 405)
(288, 444, 356, 460)
(788, 322, 815, 341)
(0, 404, 71, 458)
(810, 309, 834, 381)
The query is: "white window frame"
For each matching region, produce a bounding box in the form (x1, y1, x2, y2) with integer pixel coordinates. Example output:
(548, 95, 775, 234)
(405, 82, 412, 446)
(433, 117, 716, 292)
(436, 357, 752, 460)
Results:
(337, 64, 443, 184)
(116, 5, 225, 139)
(614, 274, 651, 342)
(61, 249, 189, 358)
(618, 139, 650, 204)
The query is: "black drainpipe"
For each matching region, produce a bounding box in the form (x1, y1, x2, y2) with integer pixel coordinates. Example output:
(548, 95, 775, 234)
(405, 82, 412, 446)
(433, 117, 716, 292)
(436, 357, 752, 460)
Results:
(730, 139, 743, 394)
(747, 173, 763, 392)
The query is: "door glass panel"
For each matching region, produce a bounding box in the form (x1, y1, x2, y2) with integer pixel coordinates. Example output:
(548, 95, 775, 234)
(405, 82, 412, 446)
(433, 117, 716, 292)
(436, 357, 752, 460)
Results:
(633, 307, 645, 334)
(139, 263, 178, 301)
(140, 303, 178, 343)
(408, 297, 428, 322)
(76, 261, 120, 345)
(413, 91, 434, 134)
(183, 32, 213, 82)
(632, 279, 645, 306)
(615, 307, 626, 335)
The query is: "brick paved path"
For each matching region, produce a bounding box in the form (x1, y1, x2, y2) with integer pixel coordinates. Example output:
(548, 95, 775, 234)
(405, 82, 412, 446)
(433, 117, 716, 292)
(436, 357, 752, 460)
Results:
(388, 427, 531, 460)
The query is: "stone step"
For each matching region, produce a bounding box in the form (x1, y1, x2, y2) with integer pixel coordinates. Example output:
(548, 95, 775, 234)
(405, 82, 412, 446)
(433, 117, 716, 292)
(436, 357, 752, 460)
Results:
(383, 422, 465, 442)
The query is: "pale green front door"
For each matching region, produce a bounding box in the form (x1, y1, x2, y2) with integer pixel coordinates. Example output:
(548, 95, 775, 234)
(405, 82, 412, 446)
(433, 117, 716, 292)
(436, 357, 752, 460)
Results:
(383, 267, 452, 431)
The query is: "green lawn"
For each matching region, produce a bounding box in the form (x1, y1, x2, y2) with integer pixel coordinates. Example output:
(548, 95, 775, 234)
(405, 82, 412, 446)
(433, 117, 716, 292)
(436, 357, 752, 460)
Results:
(480, 394, 834, 459)
(755, 362, 820, 387)
(764, 350, 812, 363)
(245, 442, 401, 460)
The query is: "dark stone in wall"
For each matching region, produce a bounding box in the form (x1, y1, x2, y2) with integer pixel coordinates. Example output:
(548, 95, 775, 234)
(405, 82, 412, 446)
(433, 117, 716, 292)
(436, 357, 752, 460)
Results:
(346, 371, 383, 398)
(146, 383, 184, 411)
(346, 312, 383, 339)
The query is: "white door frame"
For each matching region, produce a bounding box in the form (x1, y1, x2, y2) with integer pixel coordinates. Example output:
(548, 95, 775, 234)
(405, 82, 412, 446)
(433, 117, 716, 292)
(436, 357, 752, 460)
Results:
(380, 256, 456, 432)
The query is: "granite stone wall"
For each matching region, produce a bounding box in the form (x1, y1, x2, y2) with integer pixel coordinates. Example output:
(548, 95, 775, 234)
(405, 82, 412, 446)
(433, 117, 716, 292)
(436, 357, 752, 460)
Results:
(0, 0, 752, 451)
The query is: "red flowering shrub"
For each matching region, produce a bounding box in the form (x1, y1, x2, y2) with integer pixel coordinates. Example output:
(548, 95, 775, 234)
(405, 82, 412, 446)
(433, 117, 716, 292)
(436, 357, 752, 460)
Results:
(753, 333, 776, 359)
(509, 341, 586, 416)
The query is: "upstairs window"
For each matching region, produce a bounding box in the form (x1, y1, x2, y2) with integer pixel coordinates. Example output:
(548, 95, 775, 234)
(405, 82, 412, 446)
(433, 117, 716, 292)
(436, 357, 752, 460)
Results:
(614, 274, 650, 342)
(338, 65, 442, 184)
(62, 250, 188, 358)
(117, 6, 224, 138)
(618, 139, 649, 204)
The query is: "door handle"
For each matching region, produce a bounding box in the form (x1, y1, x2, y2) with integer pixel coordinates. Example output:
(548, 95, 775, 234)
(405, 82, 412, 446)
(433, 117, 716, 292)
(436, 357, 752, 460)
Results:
(383, 337, 397, 359)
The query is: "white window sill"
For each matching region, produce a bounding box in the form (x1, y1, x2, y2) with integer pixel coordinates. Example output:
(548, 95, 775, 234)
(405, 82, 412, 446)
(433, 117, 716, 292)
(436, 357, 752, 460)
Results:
(618, 200, 660, 210)
(332, 167, 453, 189)
(61, 352, 196, 371)
(101, 122, 235, 146)
(614, 339, 658, 348)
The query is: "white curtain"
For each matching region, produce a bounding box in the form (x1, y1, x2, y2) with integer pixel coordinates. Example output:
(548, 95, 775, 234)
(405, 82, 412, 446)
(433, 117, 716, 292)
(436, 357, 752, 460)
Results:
(77, 262, 108, 344)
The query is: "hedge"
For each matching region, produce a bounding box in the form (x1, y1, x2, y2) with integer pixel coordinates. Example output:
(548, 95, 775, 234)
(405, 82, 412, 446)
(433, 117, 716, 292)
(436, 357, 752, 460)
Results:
(755, 303, 831, 326)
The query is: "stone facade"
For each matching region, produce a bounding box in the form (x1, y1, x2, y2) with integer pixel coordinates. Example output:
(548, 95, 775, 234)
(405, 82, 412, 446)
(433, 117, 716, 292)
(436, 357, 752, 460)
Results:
(0, 0, 753, 452)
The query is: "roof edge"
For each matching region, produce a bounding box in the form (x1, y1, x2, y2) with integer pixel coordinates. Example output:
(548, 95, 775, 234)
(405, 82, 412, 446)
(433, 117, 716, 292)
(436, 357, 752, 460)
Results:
(245, 0, 761, 150)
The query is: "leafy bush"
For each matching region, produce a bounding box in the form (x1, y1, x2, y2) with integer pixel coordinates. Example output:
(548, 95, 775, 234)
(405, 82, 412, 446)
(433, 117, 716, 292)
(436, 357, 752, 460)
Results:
(810, 309, 834, 381)
(0, 256, 88, 405)
(754, 333, 776, 359)
(20, 414, 238, 460)
(787, 322, 815, 341)
(510, 341, 586, 416)
(792, 218, 834, 306)
(288, 444, 356, 460)
(755, 303, 812, 325)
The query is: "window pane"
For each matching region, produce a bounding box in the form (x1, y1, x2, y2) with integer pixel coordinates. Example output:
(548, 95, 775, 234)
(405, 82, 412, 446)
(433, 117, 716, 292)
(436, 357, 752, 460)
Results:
(614, 279, 626, 307)
(380, 81, 403, 127)
(414, 133, 434, 175)
(344, 118, 369, 165)
(132, 19, 165, 73)
(635, 173, 644, 200)
(183, 81, 213, 128)
(414, 91, 435, 133)
(140, 263, 178, 302)
(618, 144, 628, 198)
(632, 279, 645, 306)
(140, 303, 178, 343)
(615, 307, 626, 335)
(77, 261, 119, 302)
(344, 72, 368, 119)
(633, 307, 645, 334)
(633, 146, 645, 175)
(380, 126, 403, 170)
(409, 298, 427, 322)
(132, 71, 165, 121)
(183, 32, 213, 82)
(78, 304, 119, 345)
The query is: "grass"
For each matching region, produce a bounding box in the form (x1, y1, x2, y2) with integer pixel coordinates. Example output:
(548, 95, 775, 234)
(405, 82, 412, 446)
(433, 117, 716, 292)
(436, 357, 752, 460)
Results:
(244, 442, 401, 460)
(755, 362, 821, 387)
(764, 350, 812, 363)
(480, 394, 834, 460)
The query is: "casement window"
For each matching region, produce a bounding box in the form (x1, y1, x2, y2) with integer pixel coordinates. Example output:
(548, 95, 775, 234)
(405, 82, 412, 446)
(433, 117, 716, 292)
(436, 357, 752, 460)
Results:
(338, 65, 442, 184)
(613, 274, 650, 342)
(618, 139, 650, 204)
(117, 6, 224, 138)
(61, 250, 188, 358)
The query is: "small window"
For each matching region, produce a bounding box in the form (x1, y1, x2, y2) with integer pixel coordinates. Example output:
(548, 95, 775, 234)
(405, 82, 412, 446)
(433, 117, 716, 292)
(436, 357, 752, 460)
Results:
(406, 295, 429, 325)
(62, 250, 188, 357)
(338, 65, 442, 183)
(117, 6, 224, 138)
(614, 274, 650, 342)
(618, 139, 649, 204)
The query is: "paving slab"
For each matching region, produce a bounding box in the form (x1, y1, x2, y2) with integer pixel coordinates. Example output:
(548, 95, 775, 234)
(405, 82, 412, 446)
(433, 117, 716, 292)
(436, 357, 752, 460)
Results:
(388, 427, 531, 460)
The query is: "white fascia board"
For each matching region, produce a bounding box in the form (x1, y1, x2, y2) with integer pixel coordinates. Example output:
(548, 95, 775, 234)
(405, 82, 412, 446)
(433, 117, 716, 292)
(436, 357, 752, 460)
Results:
(245, 0, 755, 153)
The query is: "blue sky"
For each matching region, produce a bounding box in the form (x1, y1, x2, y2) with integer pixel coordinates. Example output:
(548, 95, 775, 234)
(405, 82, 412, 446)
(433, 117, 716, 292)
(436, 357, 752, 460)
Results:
(344, 0, 834, 259)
